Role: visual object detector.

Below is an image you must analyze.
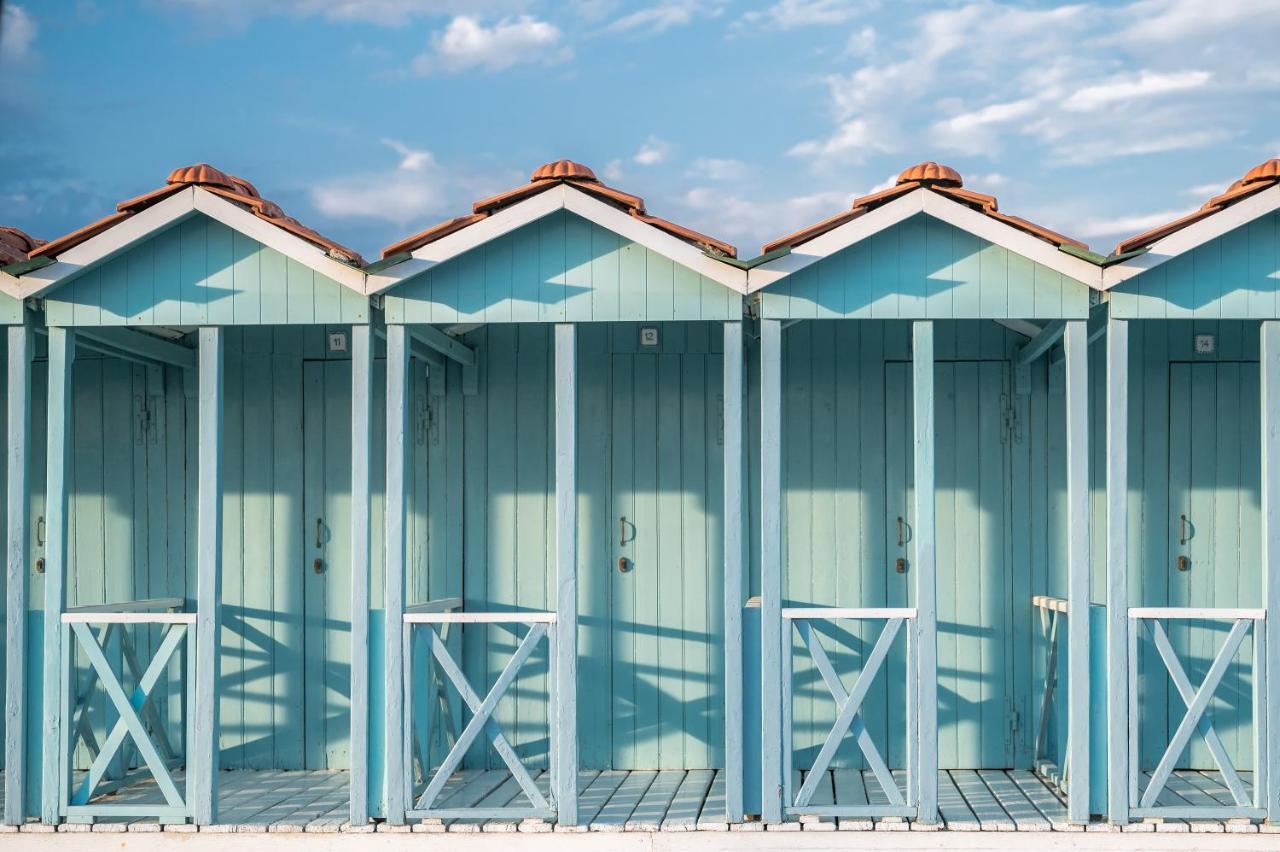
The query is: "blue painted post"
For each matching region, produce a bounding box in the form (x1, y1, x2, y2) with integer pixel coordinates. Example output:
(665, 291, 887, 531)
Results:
(41, 327, 74, 825)
(759, 318, 782, 823)
(722, 320, 744, 823)
(912, 321, 938, 825)
(553, 323, 579, 826)
(4, 320, 31, 826)
(384, 323, 409, 825)
(1065, 320, 1090, 823)
(193, 327, 223, 825)
(1105, 319, 1129, 824)
(349, 323, 373, 826)
(1261, 321, 1280, 823)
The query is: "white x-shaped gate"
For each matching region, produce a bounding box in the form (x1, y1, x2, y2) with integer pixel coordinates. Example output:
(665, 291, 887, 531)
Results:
(783, 607, 918, 819)
(60, 602, 195, 822)
(1128, 607, 1267, 820)
(403, 608, 558, 821)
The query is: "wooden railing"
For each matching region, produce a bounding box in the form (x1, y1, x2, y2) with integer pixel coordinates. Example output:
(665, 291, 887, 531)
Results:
(1032, 595, 1068, 786)
(781, 607, 918, 819)
(60, 597, 194, 822)
(403, 601, 558, 821)
(1128, 607, 1267, 820)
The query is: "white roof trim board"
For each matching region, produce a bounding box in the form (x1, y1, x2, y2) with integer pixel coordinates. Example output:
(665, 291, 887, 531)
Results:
(747, 188, 1103, 293)
(367, 184, 749, 295)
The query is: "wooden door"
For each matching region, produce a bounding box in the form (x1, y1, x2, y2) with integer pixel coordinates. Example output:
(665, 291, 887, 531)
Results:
(1162, 361, 1260, 771)
(887, 360, 1015, 769)
(605, 349, 723, 770)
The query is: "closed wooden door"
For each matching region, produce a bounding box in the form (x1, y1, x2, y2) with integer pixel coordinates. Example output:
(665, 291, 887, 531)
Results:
(605, 350, 723, 770)
(887, 360, 1015, 769)
(1161, 361, 1259, 771)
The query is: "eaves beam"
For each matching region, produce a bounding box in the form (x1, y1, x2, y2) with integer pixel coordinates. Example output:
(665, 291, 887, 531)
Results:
(1016, 320, 1067, 367)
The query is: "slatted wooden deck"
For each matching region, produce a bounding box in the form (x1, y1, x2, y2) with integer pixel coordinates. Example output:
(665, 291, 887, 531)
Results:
(5, 768, 1276, 833)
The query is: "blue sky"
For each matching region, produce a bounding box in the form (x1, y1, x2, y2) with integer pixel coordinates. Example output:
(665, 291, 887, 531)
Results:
(2, 0, 1279, 260)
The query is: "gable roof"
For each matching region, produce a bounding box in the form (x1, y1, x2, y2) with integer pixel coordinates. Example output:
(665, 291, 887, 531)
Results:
(1114, 158, 1280, 255)
(31, 163, 364, 266)
(382, 159, 737, 260)
(763, 161, 1087, 256)
(750, 161, 1100, 292)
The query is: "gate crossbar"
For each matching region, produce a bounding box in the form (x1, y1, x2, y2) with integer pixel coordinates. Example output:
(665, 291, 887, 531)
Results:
(1032, 596, 1067, 786)
(403, 609, 557, 821)
(782, 607, 918, 819)
(1127, 607, 1267, 820)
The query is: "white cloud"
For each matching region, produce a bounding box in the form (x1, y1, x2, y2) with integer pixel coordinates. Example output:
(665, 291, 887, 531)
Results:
(788, 118, 897, 163)
(153, 0, 524, 27)
(605, 1, 723, 34)
(737, 0, 869, 31)
(634, 136, 673, 166)
(602, 159, 625, 182)
(1064, 69, 1211, 112)
(680, 185, 853, 252)
(844, 25, 876, 57)
(690, 157, 747, 181)
(0, 5, 37, 63)
(1077, 208, 1192, 240)
(311, 142, 515, 225)
(413, 15, 571, 74)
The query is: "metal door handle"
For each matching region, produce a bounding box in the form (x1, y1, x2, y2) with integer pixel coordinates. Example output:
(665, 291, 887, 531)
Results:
(896, 516, 905, 548)
(1179, 513, 1188, 546)
(620, 516, 627, 547)
(316, 517, 324, 549)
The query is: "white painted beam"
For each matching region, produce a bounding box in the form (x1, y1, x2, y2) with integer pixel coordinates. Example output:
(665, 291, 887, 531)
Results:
(4, 321, 30, 825)
(553, 323, 579, 826)
(758, 318, 782, 823)
(1064, 320, 1090, 823)
(912, 321, 938, 825)
(349, 323, 373, 826)
(383, 324, 410, 825)
(722, 320, 744, 823)
(1105, 318, 1129, 825)
(1260, 321, 1280, 822)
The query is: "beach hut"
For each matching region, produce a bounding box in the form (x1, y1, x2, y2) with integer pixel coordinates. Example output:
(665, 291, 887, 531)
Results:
(747, 162, 1102, 825)
(1099, 158, 1280, 824)
(0, 165, 372, 826)
(367, 160, 749, 827)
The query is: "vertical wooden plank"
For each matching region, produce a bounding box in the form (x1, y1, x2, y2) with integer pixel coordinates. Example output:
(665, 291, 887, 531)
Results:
(722, 321, 744, 822)
(1261, 321, 1280, 822)
(193, 326, 223, 825)
(384, 324, 409, 824)
(1064, 320, 1089, 822)
(759, 318, 782, 823)
(349, 323, 372, 824)
(1105, 319, 1129, 824)
(553, 323, 579, 825)
(41, 327, 73, 824)
(912, 320, 938, 824)
(3, 322, 29, 826)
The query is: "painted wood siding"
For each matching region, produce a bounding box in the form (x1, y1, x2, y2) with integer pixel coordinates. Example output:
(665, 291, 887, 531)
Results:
(759, 214, 1091, 320)
(383, 210, 740, 325)
(1117, 320, 1263, 772)
(43, 215, 367, 327)
(1110, 212, 1280, 319)
(773, 320, 1068, 771)
(0, 294, 24, 326)
(457, 321, 726, 771)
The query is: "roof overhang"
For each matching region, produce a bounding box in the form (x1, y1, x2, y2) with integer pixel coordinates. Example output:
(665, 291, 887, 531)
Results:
(747, 188, 1102, 293)
(5, 186, 367, 300)
(1102, 183, 1280, 290)
(367, 183, 748, 296)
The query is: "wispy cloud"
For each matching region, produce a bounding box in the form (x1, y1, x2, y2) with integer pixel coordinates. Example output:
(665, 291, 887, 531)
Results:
(634, 136, 673, 166)
(690, 157, 747, 181)
(0, 4, 38, 63)
(736, 0, 870, 31)
(413, 15, 572, 74)
(1077, 207, 1192, 240)
(605, 1, 723, 34)
(151, 0, 525, 27)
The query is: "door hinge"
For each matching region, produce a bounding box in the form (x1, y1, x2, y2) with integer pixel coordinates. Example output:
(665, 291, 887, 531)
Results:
(134, 394, 150, 445)
(415, 394, 429, 446)
(1000, 393, 1022, 444)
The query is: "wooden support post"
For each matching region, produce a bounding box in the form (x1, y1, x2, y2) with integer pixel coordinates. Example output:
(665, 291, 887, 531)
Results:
(912, 321, 938, 824)
(349, 323, 373, 826)
(4, 321, 31, 826)
(1262, 321, 1280, 823)
(1064, 320, 1090, 823)
(192, 327, 223, 825)
(553, 323, 579, 826)
(41, 327, 74, 824)
(722, 320, 744, 823)
(759, 318, 782, 823)
(1105, 319, 1129, 824)
(384, 324, 410, 825)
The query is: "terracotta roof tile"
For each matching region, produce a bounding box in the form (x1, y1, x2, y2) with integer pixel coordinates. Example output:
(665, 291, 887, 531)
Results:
(383, 159, 737, 260)
(31, 163, 365, 266)
(0, 226, 44, 266)
(761, 161, 1086, 256)
(1114, 158, 1280, 255)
